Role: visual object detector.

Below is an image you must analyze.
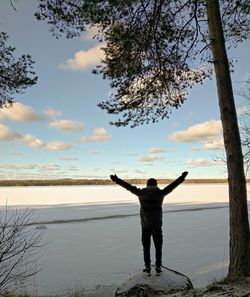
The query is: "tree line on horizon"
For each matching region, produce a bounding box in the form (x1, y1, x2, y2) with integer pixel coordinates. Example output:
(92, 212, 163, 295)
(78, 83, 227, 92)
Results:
(0, 177, 249, 187)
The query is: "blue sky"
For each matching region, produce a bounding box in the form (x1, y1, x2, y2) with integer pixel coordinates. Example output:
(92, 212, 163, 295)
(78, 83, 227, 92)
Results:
(0, 0, 249, 180)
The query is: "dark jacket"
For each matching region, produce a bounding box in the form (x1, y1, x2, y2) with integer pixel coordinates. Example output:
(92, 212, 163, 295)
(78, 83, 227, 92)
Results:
(113, 175, 185, 228)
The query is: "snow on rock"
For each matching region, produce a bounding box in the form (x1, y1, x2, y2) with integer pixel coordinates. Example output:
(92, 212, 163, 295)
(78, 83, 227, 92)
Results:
(115, 266, 193, 297)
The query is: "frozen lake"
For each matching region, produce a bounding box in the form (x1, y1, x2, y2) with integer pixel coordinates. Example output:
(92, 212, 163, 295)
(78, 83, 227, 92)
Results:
(0, 183, 235, 207)
(0, 184, 249, 295)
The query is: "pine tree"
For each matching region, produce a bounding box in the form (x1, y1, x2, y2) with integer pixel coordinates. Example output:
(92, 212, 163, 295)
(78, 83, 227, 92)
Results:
(0, 32, 37, 108)
(35, 0, 250, 278)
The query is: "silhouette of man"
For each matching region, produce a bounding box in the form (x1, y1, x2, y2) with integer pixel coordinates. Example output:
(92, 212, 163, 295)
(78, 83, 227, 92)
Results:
(110, 171, 188, 276)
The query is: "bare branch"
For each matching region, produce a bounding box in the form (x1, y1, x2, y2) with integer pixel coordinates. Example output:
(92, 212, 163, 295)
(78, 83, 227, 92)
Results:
(0, 206, 44, 294)
(10, 0, 17, 12)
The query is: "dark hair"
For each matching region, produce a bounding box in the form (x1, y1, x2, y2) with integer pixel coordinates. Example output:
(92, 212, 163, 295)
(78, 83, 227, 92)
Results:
(147, 178, 157, 186)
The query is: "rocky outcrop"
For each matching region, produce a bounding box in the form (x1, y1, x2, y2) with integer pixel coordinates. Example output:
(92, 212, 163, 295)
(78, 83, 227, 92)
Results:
(115, 266, 193, 297)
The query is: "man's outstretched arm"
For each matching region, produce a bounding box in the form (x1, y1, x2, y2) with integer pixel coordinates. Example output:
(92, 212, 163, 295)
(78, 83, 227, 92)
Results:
(110, 174, 142, 196)
(162, 171, 188, 196)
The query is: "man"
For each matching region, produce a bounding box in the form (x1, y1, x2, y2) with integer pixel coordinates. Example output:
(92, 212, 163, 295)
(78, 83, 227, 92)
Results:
(110, 171, 188, 276)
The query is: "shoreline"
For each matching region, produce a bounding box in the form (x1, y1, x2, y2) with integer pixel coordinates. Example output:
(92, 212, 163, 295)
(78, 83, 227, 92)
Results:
(20, 279, 250, 297)
(1, 178, 249, 187)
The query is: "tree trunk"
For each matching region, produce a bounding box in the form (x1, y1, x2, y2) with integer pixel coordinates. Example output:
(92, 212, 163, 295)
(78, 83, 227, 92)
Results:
(205, 0, 249, 278)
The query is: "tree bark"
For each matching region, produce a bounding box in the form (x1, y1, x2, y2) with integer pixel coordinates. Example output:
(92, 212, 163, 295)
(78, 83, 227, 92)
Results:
(205, 0, 249, 278)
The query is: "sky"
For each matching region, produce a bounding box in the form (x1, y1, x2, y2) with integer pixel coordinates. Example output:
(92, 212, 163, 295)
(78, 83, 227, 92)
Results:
(0, 0, 250, 180)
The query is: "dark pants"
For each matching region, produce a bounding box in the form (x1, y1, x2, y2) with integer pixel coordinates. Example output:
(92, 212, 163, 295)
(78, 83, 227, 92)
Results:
(141, 226, 163, 268)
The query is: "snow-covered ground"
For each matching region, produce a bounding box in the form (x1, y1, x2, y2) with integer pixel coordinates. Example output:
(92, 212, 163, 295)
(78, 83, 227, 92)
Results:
(0, 184, 249, 295)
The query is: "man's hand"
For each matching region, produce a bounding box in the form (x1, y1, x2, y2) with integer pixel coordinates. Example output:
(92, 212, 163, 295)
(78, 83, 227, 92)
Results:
(110, 174, 118, 182)
(182, 171, 188, 179)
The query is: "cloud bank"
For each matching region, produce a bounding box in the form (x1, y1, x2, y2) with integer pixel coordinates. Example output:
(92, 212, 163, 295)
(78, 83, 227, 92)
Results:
(49, 120, 85, 133)
(140, 154, 165, 163)
(0, 102, 44, 122)
(0, 124, 75, 151)
(148, 148, 165, 153)
(45, 141, 75, 151)
(59, 44, 104, 71)
(169, 120, 224, 150)
(81, 128, 111, 142)
(187, 158, 216, 167)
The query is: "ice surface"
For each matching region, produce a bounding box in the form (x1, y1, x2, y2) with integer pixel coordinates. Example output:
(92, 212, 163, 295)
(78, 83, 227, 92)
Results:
(0, 184, 249, 295)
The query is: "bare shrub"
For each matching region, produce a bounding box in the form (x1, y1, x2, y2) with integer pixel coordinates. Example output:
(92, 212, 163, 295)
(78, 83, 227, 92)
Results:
(0, 206, 44, 294)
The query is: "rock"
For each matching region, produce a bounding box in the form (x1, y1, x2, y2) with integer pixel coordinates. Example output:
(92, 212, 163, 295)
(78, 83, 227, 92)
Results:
(115, 266, 193, 297)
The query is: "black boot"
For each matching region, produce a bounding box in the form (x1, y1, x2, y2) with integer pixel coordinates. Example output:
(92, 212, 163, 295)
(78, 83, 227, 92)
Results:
(143, 267, 151, 276)
(155, 266, 162, 276)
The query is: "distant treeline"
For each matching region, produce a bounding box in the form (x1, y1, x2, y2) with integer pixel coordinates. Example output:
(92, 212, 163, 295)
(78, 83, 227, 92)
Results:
(0, 178, 249, 187)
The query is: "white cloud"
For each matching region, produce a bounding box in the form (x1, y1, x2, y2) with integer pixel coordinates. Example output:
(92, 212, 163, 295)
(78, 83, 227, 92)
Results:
(22, 134, 44, 148)
(0, 124, 44, 148)
(81, 26, 100, 40)
(0, 164, 37, 170)
(59, 157, 79, 161)
(68, 165, 78, 171)
(45, 141, 75, 151)
(0, 102, 44, 122)
(0, 124, 22, 140)
(0, 172, 65, 180)
(116, 64, 211, 108)
(169, 120, 224, 151)
(134, 169, 146, 174)
(49, 120, 85, 133)
(140, 154, 165, 162)
(169, 120, 222, 142)
(203, 139, 224, 150)
(109, 168, 128, 174)
(149, 148, 165, 153)
(0, 163, 61, 171)
(59, 44, 105, 71)
(81, 128, 111, 142)
(0, 124, 75, 151)
(187, 158, 215, 167)
(39, 163, 61, 171)
(44, 107, 62, 119)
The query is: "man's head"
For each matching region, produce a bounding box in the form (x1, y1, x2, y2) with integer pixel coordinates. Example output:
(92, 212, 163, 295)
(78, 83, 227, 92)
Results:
(147, 178, 157, 186)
